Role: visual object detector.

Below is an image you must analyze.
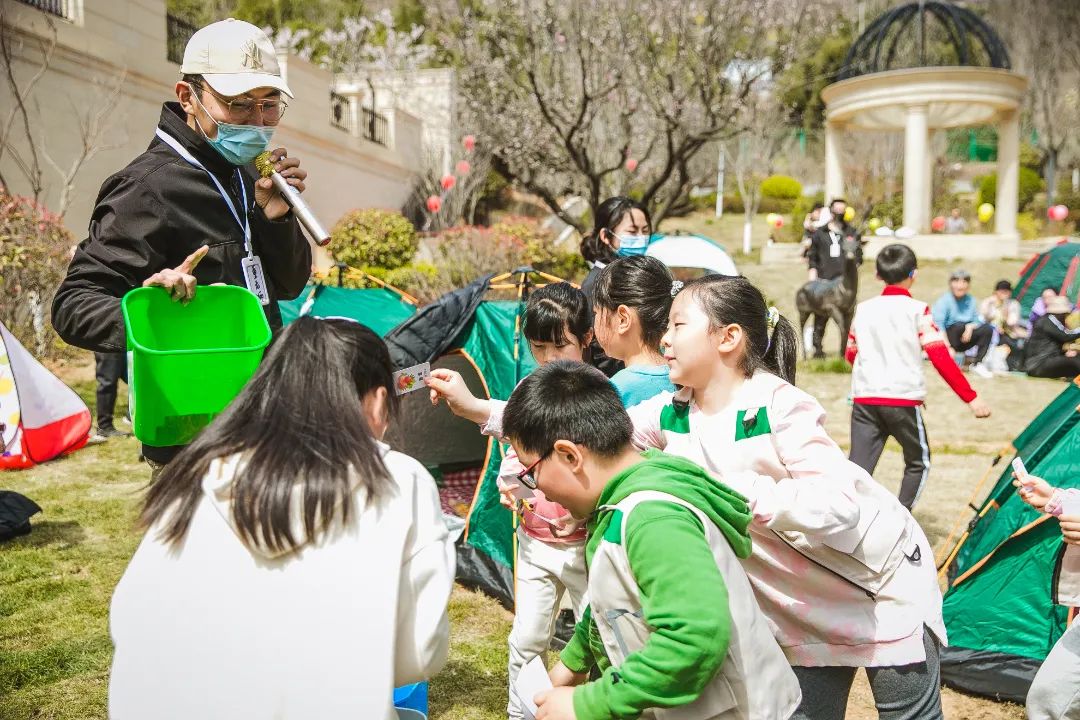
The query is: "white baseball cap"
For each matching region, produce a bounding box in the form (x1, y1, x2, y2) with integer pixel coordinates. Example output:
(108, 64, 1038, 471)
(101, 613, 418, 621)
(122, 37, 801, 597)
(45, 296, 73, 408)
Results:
(180, 18, 293, 98)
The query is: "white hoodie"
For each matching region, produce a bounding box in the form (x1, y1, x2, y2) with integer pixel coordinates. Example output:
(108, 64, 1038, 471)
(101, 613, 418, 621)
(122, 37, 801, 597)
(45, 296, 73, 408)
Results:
(108, 443, 454, 720)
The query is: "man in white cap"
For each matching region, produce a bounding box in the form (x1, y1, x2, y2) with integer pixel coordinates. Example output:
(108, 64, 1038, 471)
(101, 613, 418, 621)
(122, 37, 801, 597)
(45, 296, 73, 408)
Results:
(53, 19, 312, 473)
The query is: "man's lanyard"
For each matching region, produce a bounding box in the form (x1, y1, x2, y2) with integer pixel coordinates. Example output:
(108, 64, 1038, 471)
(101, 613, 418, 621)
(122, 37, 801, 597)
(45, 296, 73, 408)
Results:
(154, 128, 252, 256)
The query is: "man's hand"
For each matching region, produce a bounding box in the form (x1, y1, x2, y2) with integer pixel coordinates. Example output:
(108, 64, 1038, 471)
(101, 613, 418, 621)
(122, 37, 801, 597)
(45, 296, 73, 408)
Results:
(142, 245, 208, 302)
(1012, 472, 1055, 510)
(1060, 515, 1080, 545)
(255, 147, 307, 221)
(536, 687, 577, 720)
(967, 398, 991, 418)
(427, 369, 491, 424)
(961, 323, 974, 344)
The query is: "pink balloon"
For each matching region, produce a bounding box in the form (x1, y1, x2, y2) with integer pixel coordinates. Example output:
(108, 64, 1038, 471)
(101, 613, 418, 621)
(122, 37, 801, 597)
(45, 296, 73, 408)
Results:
(1049, 204, 1069, 221)
(440, 174, 456, 191)
(456, 160, 471, 175)
(772, 217, 784, 229)
(426, 195, 442, 213)
(625, 158, 639, 172)
(931, 216, 946, 232)
(463, 135, 476, 152)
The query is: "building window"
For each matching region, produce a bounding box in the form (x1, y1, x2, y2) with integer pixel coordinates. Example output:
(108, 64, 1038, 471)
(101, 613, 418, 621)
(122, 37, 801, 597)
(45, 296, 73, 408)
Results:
(14, 0, 78, 22)
(166, 14, 197, 65)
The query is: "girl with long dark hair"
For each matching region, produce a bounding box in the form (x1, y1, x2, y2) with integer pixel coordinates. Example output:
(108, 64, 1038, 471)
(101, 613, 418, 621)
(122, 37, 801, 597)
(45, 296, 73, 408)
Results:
(108, 317, 454, 720)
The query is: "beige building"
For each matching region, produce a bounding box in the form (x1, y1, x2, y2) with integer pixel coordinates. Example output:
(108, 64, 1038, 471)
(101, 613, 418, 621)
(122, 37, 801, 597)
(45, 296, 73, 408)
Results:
(1, 0, 424, 245)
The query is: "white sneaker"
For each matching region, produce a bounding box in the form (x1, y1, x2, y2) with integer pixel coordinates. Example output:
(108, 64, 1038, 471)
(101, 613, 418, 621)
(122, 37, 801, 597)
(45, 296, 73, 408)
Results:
(970, 362, 994, 379)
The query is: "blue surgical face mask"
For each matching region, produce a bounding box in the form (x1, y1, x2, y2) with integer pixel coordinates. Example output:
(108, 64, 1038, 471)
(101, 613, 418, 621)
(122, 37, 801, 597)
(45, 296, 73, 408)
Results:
(193, 91, 275, 166)
(614, 233, 650, 257)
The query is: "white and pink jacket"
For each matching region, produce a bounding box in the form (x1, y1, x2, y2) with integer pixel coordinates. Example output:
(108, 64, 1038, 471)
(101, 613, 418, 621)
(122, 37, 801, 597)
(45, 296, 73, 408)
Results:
(624, 372, 946, 668)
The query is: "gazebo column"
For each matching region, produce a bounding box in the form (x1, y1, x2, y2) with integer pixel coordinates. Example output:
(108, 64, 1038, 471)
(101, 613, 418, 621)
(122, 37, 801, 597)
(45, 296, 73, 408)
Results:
(924, 130, 934, 230)
(824, 120, 843, 204)
(903, 103, 928, 231)
(995, 109, 1020, 238)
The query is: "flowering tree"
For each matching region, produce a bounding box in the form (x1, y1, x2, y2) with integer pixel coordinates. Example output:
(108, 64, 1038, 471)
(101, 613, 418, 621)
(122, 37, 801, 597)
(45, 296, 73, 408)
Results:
(437, 0, 814, 233)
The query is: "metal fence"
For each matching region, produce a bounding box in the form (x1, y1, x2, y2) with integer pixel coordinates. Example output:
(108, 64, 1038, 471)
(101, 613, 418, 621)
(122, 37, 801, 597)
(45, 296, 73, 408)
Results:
(166, 14, 197, 65)
(330, 91, 354, 133)
(361, 107, 389, 147)
(15, 0, 76, 20)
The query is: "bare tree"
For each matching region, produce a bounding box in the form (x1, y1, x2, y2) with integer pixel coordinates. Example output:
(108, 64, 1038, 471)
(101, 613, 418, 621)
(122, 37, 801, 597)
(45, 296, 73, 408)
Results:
(727, 91, 797, 254)
(438, 0, 815, 234)
(0, 11, 57, 200)
(407, 147, 493, 231)
(40, 72, 128, 219)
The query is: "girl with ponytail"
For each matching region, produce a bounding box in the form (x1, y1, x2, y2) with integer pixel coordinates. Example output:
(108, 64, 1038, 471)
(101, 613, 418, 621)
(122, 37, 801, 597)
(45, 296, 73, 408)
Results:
(626, 275, 947, 720)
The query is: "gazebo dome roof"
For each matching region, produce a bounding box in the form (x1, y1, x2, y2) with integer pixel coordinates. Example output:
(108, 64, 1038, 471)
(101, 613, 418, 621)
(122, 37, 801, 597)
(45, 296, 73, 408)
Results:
(838, 1, 1010, 81)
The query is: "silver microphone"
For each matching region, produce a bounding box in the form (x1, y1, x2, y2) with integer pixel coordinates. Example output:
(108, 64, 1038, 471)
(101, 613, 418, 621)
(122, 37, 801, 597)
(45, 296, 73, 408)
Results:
(255, 151, 331, 246)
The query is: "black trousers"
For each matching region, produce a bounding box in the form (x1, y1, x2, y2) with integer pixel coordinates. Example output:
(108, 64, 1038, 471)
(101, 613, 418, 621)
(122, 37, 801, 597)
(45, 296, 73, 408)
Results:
(1028, 355, 1080, 379)
(944, 323, 993, 363)
(94, 351, 127, 430)
(849, 403, 930, 510)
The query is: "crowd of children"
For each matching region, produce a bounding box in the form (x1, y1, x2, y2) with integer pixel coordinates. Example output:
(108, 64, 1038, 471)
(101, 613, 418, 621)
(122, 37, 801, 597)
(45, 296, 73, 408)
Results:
(106, 204, 1076, 719)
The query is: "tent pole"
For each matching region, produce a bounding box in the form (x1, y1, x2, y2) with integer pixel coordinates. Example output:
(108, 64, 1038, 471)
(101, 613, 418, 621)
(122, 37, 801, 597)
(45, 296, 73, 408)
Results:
(935, 446, 1011, 571)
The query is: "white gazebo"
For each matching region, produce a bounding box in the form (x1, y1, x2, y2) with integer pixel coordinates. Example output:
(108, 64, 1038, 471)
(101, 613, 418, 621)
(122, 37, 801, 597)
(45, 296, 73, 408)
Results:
(820, 1, 1029, 259)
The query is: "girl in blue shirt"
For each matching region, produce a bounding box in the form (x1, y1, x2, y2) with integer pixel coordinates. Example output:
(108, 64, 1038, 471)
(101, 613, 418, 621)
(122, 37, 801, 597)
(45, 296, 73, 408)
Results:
(592, 255, 677, 407)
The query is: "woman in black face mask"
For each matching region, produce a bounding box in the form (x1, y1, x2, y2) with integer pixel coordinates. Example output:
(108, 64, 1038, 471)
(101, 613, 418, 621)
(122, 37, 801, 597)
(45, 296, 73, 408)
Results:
(579, 196, 653, 377)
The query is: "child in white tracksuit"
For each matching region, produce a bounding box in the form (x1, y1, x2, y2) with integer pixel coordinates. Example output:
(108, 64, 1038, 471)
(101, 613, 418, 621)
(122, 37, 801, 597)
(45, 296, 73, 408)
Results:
(1014, 472, 1080, 720)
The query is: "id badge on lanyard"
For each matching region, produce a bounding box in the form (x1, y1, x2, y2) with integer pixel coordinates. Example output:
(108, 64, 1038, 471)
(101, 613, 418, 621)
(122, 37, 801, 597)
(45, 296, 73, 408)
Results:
(154, 128, 271, 305)
(829, 231, 841, 258)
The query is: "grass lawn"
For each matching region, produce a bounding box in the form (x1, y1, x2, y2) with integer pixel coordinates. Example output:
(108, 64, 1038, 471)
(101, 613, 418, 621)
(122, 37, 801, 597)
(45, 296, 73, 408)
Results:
(1, 217, 1066, 718)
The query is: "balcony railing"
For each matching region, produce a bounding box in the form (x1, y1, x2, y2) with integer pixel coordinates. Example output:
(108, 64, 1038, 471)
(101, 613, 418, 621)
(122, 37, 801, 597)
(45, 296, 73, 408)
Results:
(361, 107, 389, 147)
(166, 14, 197, 65)
(15, 0, 77, 20)
(330, 91, 354, 133)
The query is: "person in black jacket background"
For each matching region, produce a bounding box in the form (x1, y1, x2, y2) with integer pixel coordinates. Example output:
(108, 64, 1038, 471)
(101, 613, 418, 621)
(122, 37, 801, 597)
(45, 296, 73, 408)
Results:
(1025, 295, 1080, 379)
(579, 196, 652, 377)
(52, 19, 311, 472)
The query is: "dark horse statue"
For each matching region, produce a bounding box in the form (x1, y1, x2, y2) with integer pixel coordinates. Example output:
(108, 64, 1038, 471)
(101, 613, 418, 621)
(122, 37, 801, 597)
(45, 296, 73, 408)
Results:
(796, 236, 862, 359)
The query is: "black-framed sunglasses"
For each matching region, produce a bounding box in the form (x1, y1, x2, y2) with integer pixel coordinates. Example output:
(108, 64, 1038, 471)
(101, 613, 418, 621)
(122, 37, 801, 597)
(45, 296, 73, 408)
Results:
(517, 448, 554, 490)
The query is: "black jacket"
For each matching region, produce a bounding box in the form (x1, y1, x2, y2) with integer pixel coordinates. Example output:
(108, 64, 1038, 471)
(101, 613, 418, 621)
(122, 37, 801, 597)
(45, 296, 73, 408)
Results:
(807, 223, 861, 281)
(52, 103, 311, 463)
(52, 103, 311, 354)
(1025, 315, 1080, 372)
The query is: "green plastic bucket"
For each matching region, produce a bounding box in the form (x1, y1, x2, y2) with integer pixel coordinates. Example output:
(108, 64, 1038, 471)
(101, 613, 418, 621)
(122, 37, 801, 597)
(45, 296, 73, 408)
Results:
(122, 285, 271, 447)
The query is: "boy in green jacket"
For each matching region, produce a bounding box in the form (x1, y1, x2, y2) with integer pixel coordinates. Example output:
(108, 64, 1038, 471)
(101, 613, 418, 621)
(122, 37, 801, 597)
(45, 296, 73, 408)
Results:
(502, 361, 800, 720)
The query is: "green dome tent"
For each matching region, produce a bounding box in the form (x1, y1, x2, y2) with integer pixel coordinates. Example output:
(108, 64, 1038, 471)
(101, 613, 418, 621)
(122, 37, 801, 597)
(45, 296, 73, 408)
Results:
(938, 376, 1080, 702)
(1014, 240, 1080, 317)
(279, 270, 563, 607)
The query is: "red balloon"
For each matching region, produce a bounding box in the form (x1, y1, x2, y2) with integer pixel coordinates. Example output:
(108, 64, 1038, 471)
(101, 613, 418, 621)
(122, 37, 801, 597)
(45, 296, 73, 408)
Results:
(463, 135, 476, 152)
(440, 174, 456, 191)
(456, 160, 471, 175)
(426, 195, 442, 213)
(625, 158, 639, 172)
(931, 216, 946, 232)
(772, 217, 784, 229)
(1049, 204, 1069, 221)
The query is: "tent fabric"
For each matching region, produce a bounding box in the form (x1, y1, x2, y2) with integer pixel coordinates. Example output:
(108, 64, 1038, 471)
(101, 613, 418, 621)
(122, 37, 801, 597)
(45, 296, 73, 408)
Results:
(277, 285, 416, 337)
(384, 275, 494, 370)
(646, 233, 739, 276)
(1014, 241, 1080, 317)
(0, 321, 91, 470)
(940, 377, 1080, 701)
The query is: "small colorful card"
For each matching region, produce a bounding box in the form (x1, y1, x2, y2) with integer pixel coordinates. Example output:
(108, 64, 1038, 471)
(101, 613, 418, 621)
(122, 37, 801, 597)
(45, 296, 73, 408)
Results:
(393, 362, 431, 396)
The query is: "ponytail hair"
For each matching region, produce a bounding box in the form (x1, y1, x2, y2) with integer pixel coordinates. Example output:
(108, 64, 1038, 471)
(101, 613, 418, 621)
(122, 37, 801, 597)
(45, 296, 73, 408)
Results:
(681, 275, 798, 385)
(580, 196, 652, 265)
(593, 255, 674, 350)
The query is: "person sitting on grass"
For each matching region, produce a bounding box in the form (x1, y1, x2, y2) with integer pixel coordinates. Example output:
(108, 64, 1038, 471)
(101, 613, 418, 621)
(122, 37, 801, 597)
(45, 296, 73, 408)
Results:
(500, 361, 801, 720)
(931, 269, 995, 379)
(108, 317, 454, 720)
(1025, 295, 1080, 380)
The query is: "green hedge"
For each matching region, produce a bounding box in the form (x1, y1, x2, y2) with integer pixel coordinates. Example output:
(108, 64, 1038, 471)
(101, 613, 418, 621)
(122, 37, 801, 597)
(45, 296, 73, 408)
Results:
(759, 175, 802, 200)
(978, 168, 1044, 212)
(329, 208, 418, 271)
